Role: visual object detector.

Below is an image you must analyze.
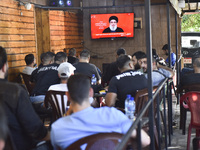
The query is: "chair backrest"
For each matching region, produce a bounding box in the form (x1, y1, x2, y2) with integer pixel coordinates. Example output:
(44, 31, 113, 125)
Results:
(179, 83, 200, 94)
(65, 132, 136, 150)
(134, 87, 158, 117)
(44, 90, 70, 122)
(181, 91, 200, 126)
(20, 73, 35, 95)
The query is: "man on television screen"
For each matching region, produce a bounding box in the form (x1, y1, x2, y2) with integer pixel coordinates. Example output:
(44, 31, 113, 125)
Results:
(103, 16, 124, 33)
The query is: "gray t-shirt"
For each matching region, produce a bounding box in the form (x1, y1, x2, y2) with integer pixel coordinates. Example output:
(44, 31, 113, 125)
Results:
(145, 68, 171, 86)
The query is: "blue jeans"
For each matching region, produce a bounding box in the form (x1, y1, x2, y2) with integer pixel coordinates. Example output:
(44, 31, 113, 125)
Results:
(30, 95, 45, 104)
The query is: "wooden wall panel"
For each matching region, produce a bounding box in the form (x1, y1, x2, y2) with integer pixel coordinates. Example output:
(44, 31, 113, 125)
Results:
(49, 10, 83, 55)
(0, 0, 36, 82)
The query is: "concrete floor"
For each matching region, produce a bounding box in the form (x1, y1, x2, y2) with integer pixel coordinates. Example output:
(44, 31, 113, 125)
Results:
(167, 98, 195, 150)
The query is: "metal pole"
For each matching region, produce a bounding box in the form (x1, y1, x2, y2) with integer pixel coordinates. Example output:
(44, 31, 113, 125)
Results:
(167, 0, 171, 68)
(167, 81, 171, 146)
(145, 0, 154, 149)
(156, 95, 161, 150)
(175, 11, 180, 104)
(163, 86, 168, 149)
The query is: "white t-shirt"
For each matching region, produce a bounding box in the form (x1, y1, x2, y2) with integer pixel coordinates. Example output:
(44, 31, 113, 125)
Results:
(48, 83, 68, 91)
(22, 66, 35, 75)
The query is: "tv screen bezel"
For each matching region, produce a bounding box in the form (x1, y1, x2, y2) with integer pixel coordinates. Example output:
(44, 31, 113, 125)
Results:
(90, 12, 135, 40)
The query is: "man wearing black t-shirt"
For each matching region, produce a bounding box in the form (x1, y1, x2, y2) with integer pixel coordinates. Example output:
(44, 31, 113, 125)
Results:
(67, 48, 79, 65)
(30, 52, 60, 104)
(73, 49, 100, 84)
(105, 55, 148, 108)
(180, 57, 200, 87)
(102, 48, 126, 85)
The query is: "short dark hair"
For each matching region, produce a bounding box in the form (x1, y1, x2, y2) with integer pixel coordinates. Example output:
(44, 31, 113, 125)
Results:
(68, 48, 76, 56)
(117, 55, 131, 69)
(67, 74, 91, 105)
(55, 52, 67, 62)
(0, 46, 7, 70)
(25, 54, 34, 65)
(42, 52, 54, 64)
(162, 44, 168, 50)
(109, 16, 118, 23)
(132, 51, 146, 60)
(117, 48, 126, 56)
(80, 49, 90, 58)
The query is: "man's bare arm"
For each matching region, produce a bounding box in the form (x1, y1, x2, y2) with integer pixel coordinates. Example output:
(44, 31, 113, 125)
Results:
(131, 129, 150, 148)
(105, 92, 117, 107)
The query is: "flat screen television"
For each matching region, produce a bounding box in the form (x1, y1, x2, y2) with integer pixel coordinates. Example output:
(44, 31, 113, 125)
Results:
(91, 13, 134, 39)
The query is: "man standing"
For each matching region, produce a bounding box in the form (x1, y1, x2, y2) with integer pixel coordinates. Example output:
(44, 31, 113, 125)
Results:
(105, 55, 148, 108)
(103, 16, 124, 33)
(22, 54, 36, 75)
(74, 49, 101, 84)
(50, 74, 150, 149)
(0, 46, 49, 150)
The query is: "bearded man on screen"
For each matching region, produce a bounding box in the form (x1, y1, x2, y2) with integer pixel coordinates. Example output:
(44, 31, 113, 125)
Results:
(103, 16, 124, 33)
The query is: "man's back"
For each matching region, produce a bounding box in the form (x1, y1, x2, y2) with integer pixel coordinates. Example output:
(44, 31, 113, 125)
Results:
(31, 63, 60, 96)
(68, 56, 79, 65)
(51, 106, 132, 149)
(108, 70, 148, 108)
(181, 73, 200, 86)
(0, 79, 48, 150)
(102, 61, 120, 84)
(74, 62, 100, 81)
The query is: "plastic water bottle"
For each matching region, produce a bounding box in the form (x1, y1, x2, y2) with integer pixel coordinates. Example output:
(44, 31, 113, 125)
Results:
(91, 74, 97, 85)
(128, 97, 135, 120)
(125, 94, 131, 117)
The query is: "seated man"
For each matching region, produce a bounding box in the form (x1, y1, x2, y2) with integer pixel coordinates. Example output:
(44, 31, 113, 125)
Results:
(54, 52, 68, 65)
(105, 55, 148, 108)
(30, 52, 60, 104)
(74, 49, 101, 84)
(142, 49, 174, 86)
(50, 74, 150, 149)
(0, 46, 50, 150)
(102, 48, 126, 85)
(180, 57, 200, 87)
(48, 62, 75, 91)
(150, 55, 174, 86)
(22, 54, 36, 75)
(132, 51, 146, 72)
(67, 48, 79, 65)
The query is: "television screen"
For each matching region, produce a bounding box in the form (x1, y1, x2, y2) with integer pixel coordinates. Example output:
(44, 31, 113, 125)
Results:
(91, 13, 134, 39)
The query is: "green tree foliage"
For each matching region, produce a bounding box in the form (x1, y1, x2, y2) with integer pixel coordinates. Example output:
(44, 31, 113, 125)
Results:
(181, 14, 200, 32)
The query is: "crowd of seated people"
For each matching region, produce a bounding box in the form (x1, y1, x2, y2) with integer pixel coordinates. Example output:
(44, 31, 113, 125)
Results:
(0, 45, 178, 150)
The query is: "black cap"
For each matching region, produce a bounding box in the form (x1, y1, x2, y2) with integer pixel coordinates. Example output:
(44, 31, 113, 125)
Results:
(109, 16, 118, 23)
